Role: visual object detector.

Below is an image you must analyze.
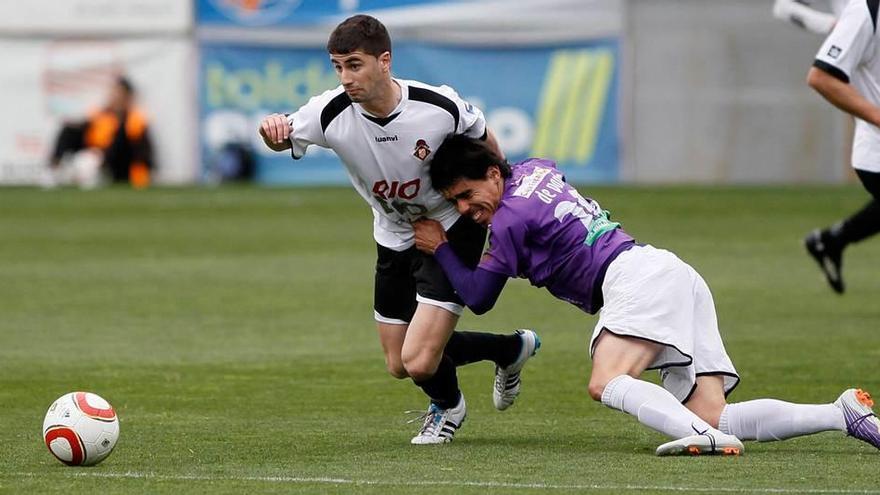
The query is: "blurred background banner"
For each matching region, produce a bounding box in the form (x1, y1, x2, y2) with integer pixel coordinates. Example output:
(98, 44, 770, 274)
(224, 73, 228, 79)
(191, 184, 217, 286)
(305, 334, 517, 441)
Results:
(0, 0, 849, 186)
(200, 44, 348, 185)
(196, 0, 447, 27)
(195, 0, 619, 42)
(200, 41, 620, 185)
(199, 0, 621, 185)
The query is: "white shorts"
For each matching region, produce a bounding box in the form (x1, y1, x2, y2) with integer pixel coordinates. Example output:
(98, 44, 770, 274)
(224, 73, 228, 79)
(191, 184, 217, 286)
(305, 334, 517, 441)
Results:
(590, 245, 739, 402)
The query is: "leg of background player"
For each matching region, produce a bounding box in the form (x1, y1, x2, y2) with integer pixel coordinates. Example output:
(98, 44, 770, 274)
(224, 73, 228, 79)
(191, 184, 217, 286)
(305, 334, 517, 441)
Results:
(806, 170, 880, 293)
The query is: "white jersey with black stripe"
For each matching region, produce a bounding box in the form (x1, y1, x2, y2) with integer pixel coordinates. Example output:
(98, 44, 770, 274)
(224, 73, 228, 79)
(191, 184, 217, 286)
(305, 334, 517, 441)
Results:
(286, 78, 487, 250)
(814, 0, 880, 171)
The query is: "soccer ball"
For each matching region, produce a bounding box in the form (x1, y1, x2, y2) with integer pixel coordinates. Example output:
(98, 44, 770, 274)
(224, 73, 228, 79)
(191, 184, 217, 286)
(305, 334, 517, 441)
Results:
(42, 392, 119, 466)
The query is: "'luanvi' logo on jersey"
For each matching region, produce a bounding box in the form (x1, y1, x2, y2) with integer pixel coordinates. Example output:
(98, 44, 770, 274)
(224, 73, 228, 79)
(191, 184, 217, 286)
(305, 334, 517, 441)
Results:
(375, 135, 398, 143)
(828, 45, 842, 59)
(413, 139, 431, 161)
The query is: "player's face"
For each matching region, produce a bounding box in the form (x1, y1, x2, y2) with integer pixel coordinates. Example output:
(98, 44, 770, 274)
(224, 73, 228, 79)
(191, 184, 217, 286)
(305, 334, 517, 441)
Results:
(329, 50, 390, 103)
(443, 166, 505, 227)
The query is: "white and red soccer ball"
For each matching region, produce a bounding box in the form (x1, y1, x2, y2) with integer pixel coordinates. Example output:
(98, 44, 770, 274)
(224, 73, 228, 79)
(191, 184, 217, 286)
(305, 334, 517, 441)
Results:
(43, 392, 119, 466)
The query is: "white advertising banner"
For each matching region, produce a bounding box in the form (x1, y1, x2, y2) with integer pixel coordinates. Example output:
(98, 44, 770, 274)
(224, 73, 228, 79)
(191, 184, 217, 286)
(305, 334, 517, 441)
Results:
(0, 0, 192, 35)
(0, 38, 197, 185)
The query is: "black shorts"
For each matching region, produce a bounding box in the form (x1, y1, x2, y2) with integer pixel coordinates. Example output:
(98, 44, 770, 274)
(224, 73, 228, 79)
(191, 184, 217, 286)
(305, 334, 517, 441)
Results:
(374, 216, 486, 323)
(856, 169, 880, 199)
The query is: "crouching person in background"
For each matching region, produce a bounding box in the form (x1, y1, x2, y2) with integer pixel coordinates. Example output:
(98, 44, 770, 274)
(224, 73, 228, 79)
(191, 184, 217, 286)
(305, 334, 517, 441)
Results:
(44, 76, 153, 189)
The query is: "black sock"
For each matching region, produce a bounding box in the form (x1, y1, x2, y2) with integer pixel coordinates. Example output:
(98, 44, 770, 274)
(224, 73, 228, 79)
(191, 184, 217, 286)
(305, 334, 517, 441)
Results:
(445, 331, 522, 368)
(413, 355, 460, 409)
(834, 199, 880, 247)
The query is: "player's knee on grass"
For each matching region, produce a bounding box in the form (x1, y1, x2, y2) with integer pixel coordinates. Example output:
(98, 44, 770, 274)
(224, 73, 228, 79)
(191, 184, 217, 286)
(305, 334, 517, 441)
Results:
(587, 369, 647, 402)
(587, 375, 614, 402)
(589, 331, 661, 402)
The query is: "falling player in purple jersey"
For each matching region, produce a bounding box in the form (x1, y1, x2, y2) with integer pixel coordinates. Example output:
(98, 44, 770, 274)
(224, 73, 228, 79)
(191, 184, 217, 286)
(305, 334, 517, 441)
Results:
(412, 134, 880, 455)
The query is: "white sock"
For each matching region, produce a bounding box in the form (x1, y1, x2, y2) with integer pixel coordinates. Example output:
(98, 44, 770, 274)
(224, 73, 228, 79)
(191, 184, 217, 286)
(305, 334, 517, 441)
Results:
(601, 374, 723, 439)
(773, 0, 836, 35)
(719, 400, 845, 441)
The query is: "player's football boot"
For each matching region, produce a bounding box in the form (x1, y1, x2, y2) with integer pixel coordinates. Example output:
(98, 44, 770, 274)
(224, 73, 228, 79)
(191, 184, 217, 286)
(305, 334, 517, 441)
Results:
(408, 394, 466, 445)
(655, 431, 744, 456)
(493, 329, 541, 411)
(804, 229, 844, 294)
(834, 388, 880, 450)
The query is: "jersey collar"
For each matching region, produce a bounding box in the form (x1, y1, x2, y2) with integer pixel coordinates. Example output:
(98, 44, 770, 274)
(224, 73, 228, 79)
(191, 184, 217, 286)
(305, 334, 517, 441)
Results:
(356, 79, 407, 127)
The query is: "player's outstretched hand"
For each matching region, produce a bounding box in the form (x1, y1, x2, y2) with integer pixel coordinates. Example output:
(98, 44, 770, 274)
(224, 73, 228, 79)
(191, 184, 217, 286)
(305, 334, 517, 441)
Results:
(259, 113, 293, 152)
(412, 219, 447, 255)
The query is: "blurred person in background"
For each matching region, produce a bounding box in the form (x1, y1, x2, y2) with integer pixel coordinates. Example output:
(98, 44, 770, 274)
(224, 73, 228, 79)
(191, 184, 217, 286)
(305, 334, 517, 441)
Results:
(773, 0, 845, 35)
(258, 14, 537, 445)
(44, 75, 153, 189)
(804, 0, 880, 293)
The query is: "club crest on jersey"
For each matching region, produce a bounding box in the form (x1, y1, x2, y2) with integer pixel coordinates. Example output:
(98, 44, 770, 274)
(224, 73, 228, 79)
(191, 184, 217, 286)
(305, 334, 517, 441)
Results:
(413, 139, 431, 161)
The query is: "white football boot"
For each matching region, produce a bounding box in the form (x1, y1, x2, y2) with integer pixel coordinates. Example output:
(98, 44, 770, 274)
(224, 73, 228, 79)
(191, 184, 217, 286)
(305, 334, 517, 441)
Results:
(834, 388, 880, 450)
(493, 329, 541, 411)
(409, 395, 467, 445)
(655, 431, 744, 456)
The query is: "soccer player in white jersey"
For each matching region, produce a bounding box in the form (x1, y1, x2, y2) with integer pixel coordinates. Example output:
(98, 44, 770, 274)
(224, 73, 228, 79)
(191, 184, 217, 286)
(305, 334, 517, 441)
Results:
(412, 135, 880, 455)
(804, 0, 880, 293)
(258, 15, 539, 445)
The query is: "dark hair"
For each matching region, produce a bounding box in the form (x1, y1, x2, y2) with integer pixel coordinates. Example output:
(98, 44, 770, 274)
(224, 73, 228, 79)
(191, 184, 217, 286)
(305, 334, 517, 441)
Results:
(327, 15, 391, 56)
(430, 134, 511, 192)
(116, 76, 134, 95)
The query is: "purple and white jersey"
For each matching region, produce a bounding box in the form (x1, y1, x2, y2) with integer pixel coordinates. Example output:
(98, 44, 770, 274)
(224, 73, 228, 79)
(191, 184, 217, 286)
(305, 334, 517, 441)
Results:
(480, 159, 634, 314)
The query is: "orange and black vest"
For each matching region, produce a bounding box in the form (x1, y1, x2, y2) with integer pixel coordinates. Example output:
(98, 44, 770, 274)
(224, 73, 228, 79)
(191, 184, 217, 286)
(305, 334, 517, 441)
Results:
(84, 107, 151, 188)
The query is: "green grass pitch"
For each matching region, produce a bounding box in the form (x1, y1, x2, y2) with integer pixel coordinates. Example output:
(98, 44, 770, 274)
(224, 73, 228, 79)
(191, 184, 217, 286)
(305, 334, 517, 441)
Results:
(1, 184, 878, 494)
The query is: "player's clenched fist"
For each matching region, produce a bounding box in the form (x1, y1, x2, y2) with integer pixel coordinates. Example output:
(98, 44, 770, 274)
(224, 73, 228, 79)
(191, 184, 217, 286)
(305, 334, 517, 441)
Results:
(259, 113, 293, 152)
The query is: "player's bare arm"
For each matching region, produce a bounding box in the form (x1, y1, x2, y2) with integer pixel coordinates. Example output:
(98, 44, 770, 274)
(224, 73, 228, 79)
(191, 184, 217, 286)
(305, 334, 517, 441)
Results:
(412, 219, 447, 255)
(259, 113, 293, 152)
(807, 67, 880, 127)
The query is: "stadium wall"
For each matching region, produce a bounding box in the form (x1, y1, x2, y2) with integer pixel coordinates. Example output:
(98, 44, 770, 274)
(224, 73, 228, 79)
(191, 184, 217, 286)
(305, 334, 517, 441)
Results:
(625, 0, 849, 184)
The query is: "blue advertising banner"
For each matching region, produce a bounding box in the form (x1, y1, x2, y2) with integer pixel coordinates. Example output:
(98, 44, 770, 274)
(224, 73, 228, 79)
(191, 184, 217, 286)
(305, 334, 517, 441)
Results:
(197, 0, 449, 26)
(200, 40, 619, 185)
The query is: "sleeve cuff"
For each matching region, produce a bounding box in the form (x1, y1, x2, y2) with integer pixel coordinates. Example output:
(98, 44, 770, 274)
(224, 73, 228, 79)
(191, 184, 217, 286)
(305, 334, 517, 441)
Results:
(813, 59, 850, 84)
